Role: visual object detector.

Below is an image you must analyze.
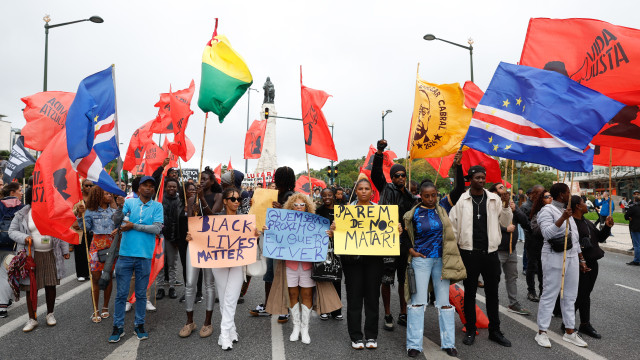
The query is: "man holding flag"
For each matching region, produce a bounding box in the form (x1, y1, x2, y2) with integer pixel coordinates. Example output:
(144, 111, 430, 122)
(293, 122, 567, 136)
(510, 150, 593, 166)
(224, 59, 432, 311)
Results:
(109, 176, 163, 343)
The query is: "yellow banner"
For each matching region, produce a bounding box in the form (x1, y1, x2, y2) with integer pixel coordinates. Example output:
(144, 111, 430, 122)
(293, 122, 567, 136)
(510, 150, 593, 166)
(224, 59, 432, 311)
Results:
(408, 78, 472, 159)
(248, 188, 278, 230)
(333, 205, 400, 256)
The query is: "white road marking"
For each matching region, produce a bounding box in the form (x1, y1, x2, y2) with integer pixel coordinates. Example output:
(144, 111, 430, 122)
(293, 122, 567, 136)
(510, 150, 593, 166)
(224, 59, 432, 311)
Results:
(104, 333, 140, 360)
(475, 293, 606, 360)
(421, 334, 452, 360)
(615, 284, 640, 293)
(0, 281, 91, 339)
(11, 273, 77, 308)
(271, 314, 286, 360)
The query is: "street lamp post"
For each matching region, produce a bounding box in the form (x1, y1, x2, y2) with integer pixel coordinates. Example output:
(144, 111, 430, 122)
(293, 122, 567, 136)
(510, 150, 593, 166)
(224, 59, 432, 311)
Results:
(43, 14, 104, 91)
(423, 34, 474, 83)
(244, 87, 259, 174)
(381, 109, 392, 140)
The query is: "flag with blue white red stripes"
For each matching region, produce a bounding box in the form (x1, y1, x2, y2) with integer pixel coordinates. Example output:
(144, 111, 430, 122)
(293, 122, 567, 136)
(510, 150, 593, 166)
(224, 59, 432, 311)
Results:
(462, 62, 625, 172)
(65, 66, 125, 196)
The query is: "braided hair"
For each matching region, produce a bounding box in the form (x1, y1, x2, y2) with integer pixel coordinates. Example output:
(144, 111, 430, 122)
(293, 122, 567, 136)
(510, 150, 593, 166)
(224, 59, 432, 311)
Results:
(274, 166, 295, 193)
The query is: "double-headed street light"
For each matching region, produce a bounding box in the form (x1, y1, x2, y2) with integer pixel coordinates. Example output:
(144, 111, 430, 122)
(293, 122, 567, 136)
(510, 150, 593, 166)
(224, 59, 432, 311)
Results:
(43, 14, 104, 91)
(423, 34, 474, 83)
(381, 109, 392, 140)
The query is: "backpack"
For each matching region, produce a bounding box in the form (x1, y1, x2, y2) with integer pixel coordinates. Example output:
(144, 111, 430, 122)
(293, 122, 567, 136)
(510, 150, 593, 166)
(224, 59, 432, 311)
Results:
(0, 201, 23, 248)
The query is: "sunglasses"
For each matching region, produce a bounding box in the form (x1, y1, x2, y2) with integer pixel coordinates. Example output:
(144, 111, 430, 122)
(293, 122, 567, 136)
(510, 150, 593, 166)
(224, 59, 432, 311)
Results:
(225, 197, 240, 202)
(543, 195, 552, 199)
(84, 184, 94, 188)
(293, 203, 306, 207)
(393, 173, 407, 178)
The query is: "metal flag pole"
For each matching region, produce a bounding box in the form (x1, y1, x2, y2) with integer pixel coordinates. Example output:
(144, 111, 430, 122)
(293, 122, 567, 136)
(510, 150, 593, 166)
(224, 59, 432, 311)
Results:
(609, 147, 613, 215)
(111, 64, 123, 190)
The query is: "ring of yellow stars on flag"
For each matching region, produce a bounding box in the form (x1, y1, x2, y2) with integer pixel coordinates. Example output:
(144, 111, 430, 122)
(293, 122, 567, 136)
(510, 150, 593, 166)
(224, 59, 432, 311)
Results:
(487, 96, 525, 152)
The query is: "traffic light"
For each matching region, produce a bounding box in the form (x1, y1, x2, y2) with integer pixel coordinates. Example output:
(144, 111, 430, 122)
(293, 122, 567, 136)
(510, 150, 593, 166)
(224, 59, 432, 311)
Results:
(264, 107, 269, 119)
(326, 166, 331, 176)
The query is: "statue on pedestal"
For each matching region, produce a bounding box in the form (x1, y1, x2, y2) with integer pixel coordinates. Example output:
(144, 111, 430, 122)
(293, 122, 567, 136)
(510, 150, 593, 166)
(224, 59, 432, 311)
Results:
(263, 77, 275, 104)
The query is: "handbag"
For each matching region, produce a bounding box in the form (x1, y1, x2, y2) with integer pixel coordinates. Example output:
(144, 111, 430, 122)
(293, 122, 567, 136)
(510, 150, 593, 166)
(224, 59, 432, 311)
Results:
(311, 249, 342, 282)
(97, 248, 111, 263)
(246, 236, 267, 277)
(407, 264, 417, 295)
(548, 232, 573, 253)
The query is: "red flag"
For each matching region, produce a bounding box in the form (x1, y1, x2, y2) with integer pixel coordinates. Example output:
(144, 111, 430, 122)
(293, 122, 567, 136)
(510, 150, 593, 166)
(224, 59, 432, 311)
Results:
(214, 163, 222, 181)
(21, 91, 75, 151)
(150, 81, 196, 134)
(594, 145, 640, 166)
(244, 120, 267, 159)
(301, 67, 337, 161)
(359, 145, 397, 203)
(123, 120, 154, 171)
(162, 136, 179, 168)
(227, 158, 233, 172)
(141, 141, 165, 176)
(460, 149, 504, 184)
(426, 154, 456, 179)
(167, 81, 195, 160)
(462, 81, 484, 110)
(295, 175, 326, 195)
(31, 131, 82, 244)
(129, 235, 164, 304)
(520, 18, 640, 151)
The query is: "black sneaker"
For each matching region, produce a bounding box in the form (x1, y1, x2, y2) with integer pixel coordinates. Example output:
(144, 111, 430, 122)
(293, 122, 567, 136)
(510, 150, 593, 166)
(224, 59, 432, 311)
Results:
(277, 314, 289, 323)
(156, 288, 165, 300)
(108, 326, 125, 343)
(134, 324, 148, 340)
(383, 314, 394, 331)
(578, 323, 602, 339)
(397, 313, 407, 327)
(179, 294, 186, 303)
(195, 293, 203, 303)
(249, 304, 269, 317)
(443, 348, 458, 357)
(527, 292, 539, 302)
(168, 288, 177, 299)
(626, 261, 640, 266)
(407, 349, 420, 357)
(0, 310, 7, 318)
(488, 330, 512, 347)
(462, 332, 475, 345)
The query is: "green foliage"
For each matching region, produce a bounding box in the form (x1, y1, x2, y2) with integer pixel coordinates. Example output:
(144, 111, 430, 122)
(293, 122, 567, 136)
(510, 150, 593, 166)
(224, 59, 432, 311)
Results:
(584, 211, 628, 224)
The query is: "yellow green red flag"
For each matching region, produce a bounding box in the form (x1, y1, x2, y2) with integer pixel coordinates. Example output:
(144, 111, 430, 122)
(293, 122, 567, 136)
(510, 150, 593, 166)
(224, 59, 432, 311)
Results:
(197, 19, 253, 122)
(407, 77, 472, 159)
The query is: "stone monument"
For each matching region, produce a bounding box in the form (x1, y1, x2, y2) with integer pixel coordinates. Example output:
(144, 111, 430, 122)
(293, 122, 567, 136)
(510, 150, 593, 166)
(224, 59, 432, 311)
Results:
(255, 77, 278, 174)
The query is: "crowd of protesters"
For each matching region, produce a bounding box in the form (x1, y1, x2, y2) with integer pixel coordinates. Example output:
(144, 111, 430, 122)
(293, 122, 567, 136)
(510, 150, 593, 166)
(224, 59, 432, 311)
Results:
(1, 138, 635, 357)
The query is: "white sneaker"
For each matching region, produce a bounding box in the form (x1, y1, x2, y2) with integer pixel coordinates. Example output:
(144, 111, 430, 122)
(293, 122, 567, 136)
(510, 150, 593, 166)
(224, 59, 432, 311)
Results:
(218, 335, 233, 350)
(125, 302, 132, 312)
(535, 332, 551, 348)
(23, 318, 38, 332)
(146, 300, 156, 312)
(46, 313, 56, 326)
(365, 339, 377, 349)
(563, 332, 588, 347)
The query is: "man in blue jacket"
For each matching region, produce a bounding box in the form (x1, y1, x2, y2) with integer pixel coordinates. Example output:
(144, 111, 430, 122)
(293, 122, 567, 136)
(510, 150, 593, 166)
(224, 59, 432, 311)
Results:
(109, 176, 164, 343)
(594, 192, 614, 230)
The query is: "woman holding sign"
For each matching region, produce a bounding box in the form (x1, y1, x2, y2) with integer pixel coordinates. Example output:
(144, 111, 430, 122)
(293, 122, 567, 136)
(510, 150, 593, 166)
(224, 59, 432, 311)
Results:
(403, 181, 466, 358)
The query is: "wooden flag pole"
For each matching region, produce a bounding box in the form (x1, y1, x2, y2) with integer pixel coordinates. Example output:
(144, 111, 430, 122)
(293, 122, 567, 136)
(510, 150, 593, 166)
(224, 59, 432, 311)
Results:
(609, 147, 613, 215)
(509, 159, 515, 254)
(560, 171, 574, 298)
(434, 157, 444, 186)
(82, 211, 98, 319)
(503, 159, 509, 186)
(556, 169, 560, 183)
(305, 152, 312, 195)
(195, 113, 209, 211)
(178, 158, 188, 206)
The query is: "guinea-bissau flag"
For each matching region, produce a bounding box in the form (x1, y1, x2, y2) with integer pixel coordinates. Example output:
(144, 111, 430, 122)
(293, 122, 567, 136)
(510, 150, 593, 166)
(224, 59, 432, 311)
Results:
(197, 19, 252, 122)
(520, 18, 640, 151)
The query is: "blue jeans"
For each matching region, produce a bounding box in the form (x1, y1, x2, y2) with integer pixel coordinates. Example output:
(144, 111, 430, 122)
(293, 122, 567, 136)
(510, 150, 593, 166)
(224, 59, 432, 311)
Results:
(631, 232, 640, 263)
(113, 256, 151, 328)
(406, 257, 455, 351)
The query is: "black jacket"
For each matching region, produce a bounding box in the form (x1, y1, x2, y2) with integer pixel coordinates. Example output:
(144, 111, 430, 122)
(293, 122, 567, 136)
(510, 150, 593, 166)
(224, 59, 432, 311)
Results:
(625, 202, 640, 232)
(574, 217, 608, 262)
(371, 153, 414, 231)
(498, 206, 529, 252)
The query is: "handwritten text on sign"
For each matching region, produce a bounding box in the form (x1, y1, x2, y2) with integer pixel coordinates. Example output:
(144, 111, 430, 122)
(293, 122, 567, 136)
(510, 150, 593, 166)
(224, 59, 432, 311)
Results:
(188, 215, 257, 268)
(264, 209, 330, 262)
(334, 205, 399, 256)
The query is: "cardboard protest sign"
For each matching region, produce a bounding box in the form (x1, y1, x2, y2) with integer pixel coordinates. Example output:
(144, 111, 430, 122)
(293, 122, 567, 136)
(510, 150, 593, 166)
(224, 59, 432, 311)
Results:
(334, 205, 399, 256)
(263, 209, 331, 262)
(248, 188, 278, 230)
(181, 168, 199, 182)
(188, 215, 257, 268)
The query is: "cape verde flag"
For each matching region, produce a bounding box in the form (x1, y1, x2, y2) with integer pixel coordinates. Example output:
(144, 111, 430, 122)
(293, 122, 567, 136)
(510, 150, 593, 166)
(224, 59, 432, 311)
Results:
(66, 66, 125, 196)
(462, 62, 624, 172)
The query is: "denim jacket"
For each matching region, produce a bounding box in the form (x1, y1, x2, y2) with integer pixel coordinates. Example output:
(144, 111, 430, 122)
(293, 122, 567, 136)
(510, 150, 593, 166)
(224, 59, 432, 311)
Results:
(79, 206, 116, 235)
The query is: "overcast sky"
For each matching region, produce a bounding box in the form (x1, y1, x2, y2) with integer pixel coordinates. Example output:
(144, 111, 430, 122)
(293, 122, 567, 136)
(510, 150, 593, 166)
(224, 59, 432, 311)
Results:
(1, 0, 637, 174)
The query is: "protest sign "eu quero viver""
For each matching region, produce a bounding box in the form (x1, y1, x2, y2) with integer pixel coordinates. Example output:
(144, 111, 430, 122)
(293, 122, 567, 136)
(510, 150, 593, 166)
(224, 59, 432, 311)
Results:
(188, 215, 258, 268)
(263, 208, 331, 262)
(333, 205, 399, 256)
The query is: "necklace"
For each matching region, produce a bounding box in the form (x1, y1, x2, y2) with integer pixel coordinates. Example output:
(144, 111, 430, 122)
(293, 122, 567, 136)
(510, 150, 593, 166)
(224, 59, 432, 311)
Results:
(471, 191, 485, 220)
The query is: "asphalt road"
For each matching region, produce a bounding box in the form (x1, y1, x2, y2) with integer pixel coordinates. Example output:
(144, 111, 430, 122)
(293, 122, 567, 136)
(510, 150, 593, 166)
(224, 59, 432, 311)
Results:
(1, 242, 639, 360)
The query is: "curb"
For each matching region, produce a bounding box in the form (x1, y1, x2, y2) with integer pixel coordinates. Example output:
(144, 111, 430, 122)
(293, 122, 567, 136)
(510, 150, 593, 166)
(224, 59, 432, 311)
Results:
(600, 245, 633, 256)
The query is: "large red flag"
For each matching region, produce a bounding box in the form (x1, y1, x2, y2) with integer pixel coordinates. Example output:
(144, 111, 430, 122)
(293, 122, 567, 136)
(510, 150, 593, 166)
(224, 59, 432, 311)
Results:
(301, 67, 337, 161)
(167, 81, 195, 160)
(21, 91, 75, 151)
(123, 120, 154, 171)
(426, 154, 456, 179)
(462, 81, 484, 110)
(460, 149, 503, 184)
(151, 81, 196, 134)
(31, 131, 82, 244)
(295, 175, 327, 195)
(593, 145, 640, 166)
(359, 145, 397, 204)
(141, 141, 166, 176)
(244, 120, 267, 159)
(213, 163, 222, 181)
(163, 135, 195, 165)
(520, 18, 640, 151)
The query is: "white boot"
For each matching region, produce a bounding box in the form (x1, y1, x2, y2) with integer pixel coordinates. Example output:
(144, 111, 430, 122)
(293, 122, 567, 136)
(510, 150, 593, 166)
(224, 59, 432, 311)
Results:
(289, 303, 301, 342)
(300, 304, 311, 344)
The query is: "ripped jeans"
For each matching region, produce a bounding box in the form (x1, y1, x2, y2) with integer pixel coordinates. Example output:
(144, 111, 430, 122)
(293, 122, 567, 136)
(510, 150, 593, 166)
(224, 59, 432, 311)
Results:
(406, 257, 455, 351)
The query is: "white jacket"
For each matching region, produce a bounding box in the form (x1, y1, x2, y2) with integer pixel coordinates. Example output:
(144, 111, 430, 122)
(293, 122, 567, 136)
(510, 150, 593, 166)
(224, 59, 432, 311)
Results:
(449, 189, 512, 253)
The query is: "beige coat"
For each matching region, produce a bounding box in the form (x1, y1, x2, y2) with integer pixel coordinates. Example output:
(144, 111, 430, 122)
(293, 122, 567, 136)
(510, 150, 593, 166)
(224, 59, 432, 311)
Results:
(265, 260, 342, 315)
(449, 189, 512, 253)
(403, 204, 466, 304)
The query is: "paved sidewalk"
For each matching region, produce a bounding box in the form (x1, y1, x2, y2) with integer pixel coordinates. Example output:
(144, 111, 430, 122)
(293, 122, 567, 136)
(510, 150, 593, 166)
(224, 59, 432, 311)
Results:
(600, 223, 633, 256)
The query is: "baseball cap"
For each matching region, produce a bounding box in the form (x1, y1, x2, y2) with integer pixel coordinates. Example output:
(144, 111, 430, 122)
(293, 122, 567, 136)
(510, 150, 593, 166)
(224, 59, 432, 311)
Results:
(140, 176, 156, 186)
